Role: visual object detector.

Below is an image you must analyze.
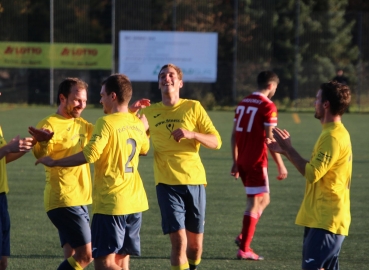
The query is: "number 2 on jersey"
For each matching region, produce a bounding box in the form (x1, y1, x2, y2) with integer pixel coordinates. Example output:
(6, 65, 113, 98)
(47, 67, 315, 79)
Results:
(235, 106, 258, 132)
(125, 138, 137, 173)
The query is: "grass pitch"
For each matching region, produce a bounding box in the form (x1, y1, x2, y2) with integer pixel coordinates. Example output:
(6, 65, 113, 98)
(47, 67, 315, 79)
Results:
(1, 106, 368, 269)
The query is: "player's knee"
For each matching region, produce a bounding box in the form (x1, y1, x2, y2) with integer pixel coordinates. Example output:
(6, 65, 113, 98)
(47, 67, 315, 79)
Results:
(187, 241, 202, 254)
(75, 249, 93, 265)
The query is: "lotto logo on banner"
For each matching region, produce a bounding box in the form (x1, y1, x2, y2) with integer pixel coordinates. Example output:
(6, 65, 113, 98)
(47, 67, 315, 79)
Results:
(0, 42, 51, 68)
(52, 43, 112, 70)
(0, 42, 112, 70)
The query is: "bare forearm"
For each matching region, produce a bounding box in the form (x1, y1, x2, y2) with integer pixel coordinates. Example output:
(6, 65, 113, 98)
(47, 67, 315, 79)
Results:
(6, 152, 26, 163)
(270, 150, 284, 167)
(231, 133, 237, 162)
(194, 133, 219, 149)
(53, 152, 87, 167)
(284, 147, 308, 176)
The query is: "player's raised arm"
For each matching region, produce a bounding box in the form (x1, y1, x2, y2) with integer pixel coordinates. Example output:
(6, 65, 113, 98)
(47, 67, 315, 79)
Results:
(129, 98, 151, 113)
(0, 135, 35, 163)
(35, 152, 87, 167)
(270, 127, 308, 177)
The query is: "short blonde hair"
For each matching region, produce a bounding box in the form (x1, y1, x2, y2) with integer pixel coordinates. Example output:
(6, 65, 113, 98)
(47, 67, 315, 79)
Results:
(158, 63, 183, 80)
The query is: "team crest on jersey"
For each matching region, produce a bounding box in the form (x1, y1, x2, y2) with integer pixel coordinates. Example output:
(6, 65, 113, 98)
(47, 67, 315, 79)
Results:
(154, 118, 185, 139)
(166, 123, 174, 139)
(271, 112, 277, 117)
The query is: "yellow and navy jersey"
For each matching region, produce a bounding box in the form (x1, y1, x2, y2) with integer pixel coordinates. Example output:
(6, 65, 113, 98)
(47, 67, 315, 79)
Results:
(296, 121, 352, 235)
(0, 126, 9, 194)
(83, 112, 149, 215)
(141, 99, 222, 186)
(32, 114, 94, 212)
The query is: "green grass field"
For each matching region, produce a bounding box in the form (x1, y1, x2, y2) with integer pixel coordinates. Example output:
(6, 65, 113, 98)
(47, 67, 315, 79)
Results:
(1, 106, 368, 269)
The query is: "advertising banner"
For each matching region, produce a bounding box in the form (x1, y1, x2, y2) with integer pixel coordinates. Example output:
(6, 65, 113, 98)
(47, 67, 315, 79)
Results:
(0, 42, 112, 70)
(118, 31, 218, 82)
(52, 43, 112, 69)
(0, 42, 51, 68)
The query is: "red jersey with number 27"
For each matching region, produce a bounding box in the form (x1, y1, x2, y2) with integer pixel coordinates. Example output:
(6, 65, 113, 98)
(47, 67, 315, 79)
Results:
(234, 92, 278, 169)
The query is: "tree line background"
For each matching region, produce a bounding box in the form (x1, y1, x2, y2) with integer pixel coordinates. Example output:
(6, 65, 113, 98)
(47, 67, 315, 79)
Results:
(0, 0, 368, 111)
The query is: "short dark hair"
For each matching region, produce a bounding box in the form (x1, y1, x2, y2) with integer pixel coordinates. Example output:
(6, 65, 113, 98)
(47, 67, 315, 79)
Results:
(102, 74, 132, 105)
(320, 81, 351, 116)
(57, 78, 88, 105)
(158, 63, 183, 81)
(257, 71, 279, 89)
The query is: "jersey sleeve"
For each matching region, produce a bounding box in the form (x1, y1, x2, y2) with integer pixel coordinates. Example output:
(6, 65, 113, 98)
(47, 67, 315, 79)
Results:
(86, 120, 95, 140)
(195, 102, 222, 149)
(305, 134, 340, 184)
(139, 121, 150, 155)
(263, 103, 278, 127)
(83, 118, 110, 163)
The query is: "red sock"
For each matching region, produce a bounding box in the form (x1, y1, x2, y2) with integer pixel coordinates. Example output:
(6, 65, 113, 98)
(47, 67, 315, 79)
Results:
(240, 211, 259, 252)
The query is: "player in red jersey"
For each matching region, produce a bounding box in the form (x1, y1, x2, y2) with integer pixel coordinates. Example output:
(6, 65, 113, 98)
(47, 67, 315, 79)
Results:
(230, 71, 288, 260)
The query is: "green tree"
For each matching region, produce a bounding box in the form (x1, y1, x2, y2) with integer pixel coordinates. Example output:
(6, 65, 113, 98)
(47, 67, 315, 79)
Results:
(272, 0, 358, 100)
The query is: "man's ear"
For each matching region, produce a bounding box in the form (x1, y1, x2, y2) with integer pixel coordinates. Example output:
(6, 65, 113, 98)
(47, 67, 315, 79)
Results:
(323, 100, 330, 109)
(179, 80, 183, 89)
(111, 92, 117, 100)
(59, 94, 66, 103)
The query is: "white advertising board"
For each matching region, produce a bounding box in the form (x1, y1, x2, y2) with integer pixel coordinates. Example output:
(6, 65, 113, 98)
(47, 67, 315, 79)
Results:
(119, 31, 218, 82)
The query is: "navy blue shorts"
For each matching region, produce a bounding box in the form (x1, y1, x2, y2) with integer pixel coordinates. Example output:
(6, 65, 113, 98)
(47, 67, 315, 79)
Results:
(302, 227, 345, 270)
(91, 213, 142, 259)
(0, 193, 10, 257)
(156, 184, 206, 235)
(47, 206, 91, 248)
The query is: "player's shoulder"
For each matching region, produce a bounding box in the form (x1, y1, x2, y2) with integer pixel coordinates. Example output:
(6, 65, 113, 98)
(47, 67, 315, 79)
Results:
(36, 113, 59, 127)
(76, 116, 92, 126)
(179, 99, 202, 110)
(237, 92, 271, 107)
(141, 101, 164, 113)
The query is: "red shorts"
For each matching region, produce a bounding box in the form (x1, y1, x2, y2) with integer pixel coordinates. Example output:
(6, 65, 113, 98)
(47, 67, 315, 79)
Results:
(238, 166, 269, 195)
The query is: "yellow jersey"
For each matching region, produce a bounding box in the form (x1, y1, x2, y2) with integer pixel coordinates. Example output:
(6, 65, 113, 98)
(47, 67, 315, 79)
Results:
(32, 114, 94, 211)
(296, 121, 352, 235)
(141, 99, 222, 186)
(83, 112, 149, 215)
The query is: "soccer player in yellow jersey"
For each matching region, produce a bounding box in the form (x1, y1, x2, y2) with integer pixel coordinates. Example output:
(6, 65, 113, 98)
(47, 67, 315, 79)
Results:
(140, 64, 222, 270)
(29, 78, 94, 270)
(266, 81, 352, 270)
(35, 74, 150, 270)
(0, 93, 35, 270)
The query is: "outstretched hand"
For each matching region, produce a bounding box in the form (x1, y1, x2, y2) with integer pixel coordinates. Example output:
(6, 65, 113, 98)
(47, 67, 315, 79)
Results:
(265, 138, 284, 154)
(266, 127, 292, 155)
(129, 99, 151, 113)
(272, 127, 292, 152)
(28, 127, 54, 142)
(7, 135, 34, 153)
(35, 156, 55, 166)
